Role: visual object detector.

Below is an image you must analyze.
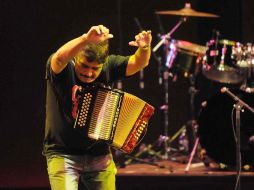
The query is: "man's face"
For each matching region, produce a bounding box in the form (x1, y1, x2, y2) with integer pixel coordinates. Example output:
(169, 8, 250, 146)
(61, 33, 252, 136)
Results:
(74, 56, 103, 83)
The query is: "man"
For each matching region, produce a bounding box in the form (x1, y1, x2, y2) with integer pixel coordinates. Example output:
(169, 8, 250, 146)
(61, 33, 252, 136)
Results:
(43, 24, 152, 190)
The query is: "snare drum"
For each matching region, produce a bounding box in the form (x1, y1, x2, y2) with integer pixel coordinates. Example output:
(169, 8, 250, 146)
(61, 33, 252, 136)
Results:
(165, 39, 207, 77)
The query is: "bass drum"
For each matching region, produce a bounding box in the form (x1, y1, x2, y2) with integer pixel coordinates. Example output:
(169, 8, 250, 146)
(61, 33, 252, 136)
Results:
(198, 89, 254, 167)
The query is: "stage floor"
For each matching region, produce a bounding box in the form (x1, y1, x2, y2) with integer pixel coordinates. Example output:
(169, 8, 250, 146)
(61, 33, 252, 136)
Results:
(1, 158, 254, 190)
(117, 159, 253, 176)
(116, 159, 254, 190)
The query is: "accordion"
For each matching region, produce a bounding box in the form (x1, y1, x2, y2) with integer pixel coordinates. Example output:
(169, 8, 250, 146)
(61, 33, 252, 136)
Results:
(73, 85, 155, 153)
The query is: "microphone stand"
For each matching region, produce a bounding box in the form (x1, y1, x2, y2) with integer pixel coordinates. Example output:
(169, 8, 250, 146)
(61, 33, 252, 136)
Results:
(221, 88, 254, 190)
(235, 102, 242, 190)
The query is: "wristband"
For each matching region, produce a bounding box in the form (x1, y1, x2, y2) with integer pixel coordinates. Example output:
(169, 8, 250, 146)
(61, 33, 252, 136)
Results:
(140, 45, 150, 50)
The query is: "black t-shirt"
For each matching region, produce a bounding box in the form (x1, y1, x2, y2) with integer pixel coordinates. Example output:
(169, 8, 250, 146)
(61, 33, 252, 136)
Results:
(43, 54, 129, 156)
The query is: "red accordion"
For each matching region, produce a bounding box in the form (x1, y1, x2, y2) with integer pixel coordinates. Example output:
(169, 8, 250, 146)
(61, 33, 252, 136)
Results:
(73, 85, 155, 153)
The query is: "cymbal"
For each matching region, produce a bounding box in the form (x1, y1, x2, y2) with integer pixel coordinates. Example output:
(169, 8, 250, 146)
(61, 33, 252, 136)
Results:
(156, 3, 219, 18)
(202, 64, 244, 84)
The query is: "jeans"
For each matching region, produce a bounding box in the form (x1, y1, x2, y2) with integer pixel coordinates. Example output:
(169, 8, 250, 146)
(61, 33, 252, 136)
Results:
(46, 153, 117, 190)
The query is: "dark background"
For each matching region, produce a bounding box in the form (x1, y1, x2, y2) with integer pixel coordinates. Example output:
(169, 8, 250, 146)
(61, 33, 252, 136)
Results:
(0, 0, 253, 188)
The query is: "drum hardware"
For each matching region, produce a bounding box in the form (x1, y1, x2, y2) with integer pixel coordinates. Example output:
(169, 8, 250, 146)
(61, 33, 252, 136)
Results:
(232, 42, 254, 68)
(154, 43, 203, 160)
(165, 39, 207, 78)
(151, 63, 203, 163)
(232, 42, 254, 92)
(152, 16, 187, 53)
(157, 68, 182, 160)
(121, 89, 192, 166)
(150, 3, 218, 162)
(115, 68, 177, 166)
(202, 63, 244, 84)
(152, 7, 188, 160)
(164, 42, 204, 166)
(202, 37, 245, 84)
(156, 3, 219, 18)
(153, 2, 219, 51)
(185, 137, 200, 172)
(182, 75, 204, 170)
(115, 17, 170, 167)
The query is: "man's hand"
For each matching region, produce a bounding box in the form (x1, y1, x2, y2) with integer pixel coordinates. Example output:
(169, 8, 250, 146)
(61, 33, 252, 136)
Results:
(128, 30, 152, 49)
(83, 25, 114, 43)
(126, 30, 152, 76)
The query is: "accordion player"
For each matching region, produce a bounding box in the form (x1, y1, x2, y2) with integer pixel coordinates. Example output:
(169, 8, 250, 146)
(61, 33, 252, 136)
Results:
(73, 84, 155, 154)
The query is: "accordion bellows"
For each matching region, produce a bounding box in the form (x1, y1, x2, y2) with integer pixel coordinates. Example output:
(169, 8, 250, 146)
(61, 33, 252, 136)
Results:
(74, 85, 155, 153)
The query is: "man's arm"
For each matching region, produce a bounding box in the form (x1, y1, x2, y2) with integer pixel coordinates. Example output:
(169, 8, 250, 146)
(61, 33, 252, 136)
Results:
(50, 25, 113, 74)
(126, 30, 152, 76)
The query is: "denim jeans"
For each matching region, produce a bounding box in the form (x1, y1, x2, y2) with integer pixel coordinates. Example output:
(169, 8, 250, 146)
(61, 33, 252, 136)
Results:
(46, 153, 117, 190)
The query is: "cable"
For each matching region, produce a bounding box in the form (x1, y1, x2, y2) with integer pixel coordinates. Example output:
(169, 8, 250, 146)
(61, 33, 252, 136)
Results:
(231, 107, 237, 141)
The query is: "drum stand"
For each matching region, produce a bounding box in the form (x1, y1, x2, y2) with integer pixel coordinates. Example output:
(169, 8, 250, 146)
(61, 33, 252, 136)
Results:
(152, 17, 188, 161)
(119, 68, 182, 165)
(160, 69, 170, 159)
(184, 74, 202, 172)
(120, 17, 189, 166)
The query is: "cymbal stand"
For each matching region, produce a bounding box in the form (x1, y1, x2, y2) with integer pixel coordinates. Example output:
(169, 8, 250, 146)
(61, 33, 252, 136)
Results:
(153, 17, 187, 53)
(160, 69, 170, 159)
(153, 17, 187, 160)
(189, 74, 198, 120)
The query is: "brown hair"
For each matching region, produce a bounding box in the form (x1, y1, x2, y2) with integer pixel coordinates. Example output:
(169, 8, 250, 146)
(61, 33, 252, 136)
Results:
(80, 40, 109, 64)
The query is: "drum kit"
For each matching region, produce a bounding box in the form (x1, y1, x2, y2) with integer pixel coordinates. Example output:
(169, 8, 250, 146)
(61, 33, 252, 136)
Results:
(153, 3, 254, 170)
